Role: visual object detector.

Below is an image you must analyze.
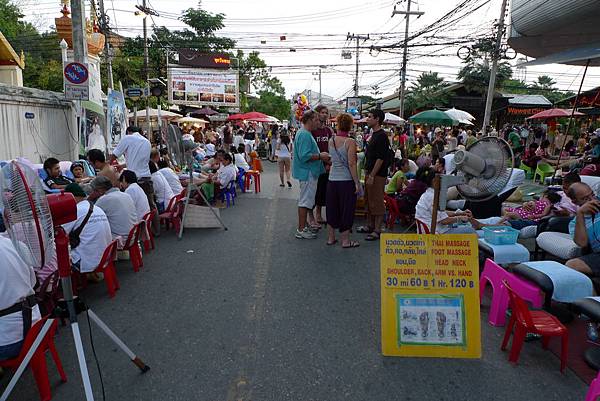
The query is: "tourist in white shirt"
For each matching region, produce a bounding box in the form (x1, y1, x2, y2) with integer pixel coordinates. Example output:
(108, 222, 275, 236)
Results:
(149, 161, 175, 213)
(157, 159, 184, 195)
(119, 170, 151, 221)
(92, 176, 138, 240)
(62, 183, 112, 274)
(0, 235, 41, 360)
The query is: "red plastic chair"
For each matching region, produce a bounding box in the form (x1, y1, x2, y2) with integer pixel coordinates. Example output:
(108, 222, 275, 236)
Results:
(244, 170, 261, 193)
(384, 194, 413, 229)
(416, 219, 430, 234)
(73, 240, 120, 298)
(500, 279, 568, 372)
(159, 196, 181, 231)
(121, 222, 145, 272)
(0, 318, 67, 401)
(142, 210, 156, 251)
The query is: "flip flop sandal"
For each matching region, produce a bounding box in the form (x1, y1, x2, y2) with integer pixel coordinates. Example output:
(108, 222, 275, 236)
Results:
(326, 240, 338, 246)
(364, 233, 380, 241)
(342, 241, 360, 248)
(356, 226, 373, 233)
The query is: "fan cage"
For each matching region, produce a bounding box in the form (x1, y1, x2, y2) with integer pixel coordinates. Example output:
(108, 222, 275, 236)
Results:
(0, 162, 55, 269)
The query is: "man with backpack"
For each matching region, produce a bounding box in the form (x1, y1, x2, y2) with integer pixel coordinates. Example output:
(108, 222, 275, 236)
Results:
(359, 109, 391, 241)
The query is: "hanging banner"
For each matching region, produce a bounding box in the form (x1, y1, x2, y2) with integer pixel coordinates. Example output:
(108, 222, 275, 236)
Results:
(380, 234, 481, 358)
(106, 89, 128, 149)
(167, 67, 239, 107)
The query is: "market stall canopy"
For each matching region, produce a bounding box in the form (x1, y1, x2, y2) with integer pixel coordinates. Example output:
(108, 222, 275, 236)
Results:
(241, 111, 270, 120)
(518, 43, 600, 67)
(128, 108, 181, 120)
(227, 113, 246, 120)
(384, 113, 405, 125)
(175, 116, 208, 126)
(409, 109, 458, 126)
(526, 108, 585, 119)
(445, 107, 475, 122)
(191, 107, 218, 116)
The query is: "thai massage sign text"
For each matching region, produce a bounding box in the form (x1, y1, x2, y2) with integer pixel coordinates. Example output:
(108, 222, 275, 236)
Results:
(168, 67, 239, 107)
(380, 234, 481, 358)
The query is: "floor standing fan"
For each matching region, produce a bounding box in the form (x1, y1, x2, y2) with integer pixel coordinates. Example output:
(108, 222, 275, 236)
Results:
(0, 161, 149, 401)
(431, 137, 514, 233)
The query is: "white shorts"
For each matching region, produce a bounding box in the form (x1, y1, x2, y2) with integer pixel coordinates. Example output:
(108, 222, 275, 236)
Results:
(298, 175, 318, 209)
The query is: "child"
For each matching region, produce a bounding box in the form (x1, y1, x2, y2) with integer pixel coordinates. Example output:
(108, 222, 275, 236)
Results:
(522, 143, 541, 168)
(385, 158, 409, 195)
(70, 161, 93, 184)
(500, 189, 562, 229)
(249, 151, 263, 172)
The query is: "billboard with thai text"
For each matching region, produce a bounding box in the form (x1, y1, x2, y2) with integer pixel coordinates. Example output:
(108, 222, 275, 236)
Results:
(167, 67, 239, 107)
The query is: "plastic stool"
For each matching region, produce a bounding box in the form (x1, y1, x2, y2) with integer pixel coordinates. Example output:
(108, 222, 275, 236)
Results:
(244, 170, 261, 193)
(479, 258, 544, 326)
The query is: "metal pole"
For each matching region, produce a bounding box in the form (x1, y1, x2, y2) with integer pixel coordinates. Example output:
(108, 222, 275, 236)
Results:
(71, 0, 87, 158)
(355, 37, 359, 97)
(318, 67, 322, 104)
(143, 0, 151, 140)
(482, 0, 509, 131)
(393, 2, 424, 120)
(98, 0, 114, 89)
(551, 59, 591, 180)
(399, 0, 411, 120)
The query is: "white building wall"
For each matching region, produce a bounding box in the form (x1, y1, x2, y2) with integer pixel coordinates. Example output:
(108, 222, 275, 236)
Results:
(0, 85, 78, 163)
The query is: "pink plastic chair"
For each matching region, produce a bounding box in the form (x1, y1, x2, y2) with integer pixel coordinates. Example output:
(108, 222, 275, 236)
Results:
(479, 259, 544, 326)
(586, 372, 600, 401)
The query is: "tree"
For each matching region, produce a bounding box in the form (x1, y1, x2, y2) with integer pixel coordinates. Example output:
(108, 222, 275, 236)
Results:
(531, 75, 557, 91)
(500, 79, 529, 94)
(457, 38, 513, 95)
(405, 71, 449, 114)
(247, 90, 290, 120)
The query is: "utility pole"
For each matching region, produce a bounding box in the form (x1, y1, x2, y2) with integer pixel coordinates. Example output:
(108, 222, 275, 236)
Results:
(482, 0, 509, 132)
(347, 33, 369, 97)
(142, 0, 151, 137)
(312, 66, 324, 104)
(392, 0, 424, 119)
(98, 0, 114, 89)
(71, 0, 88, 64)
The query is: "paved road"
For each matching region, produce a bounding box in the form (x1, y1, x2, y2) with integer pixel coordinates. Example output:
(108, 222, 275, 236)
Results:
(2, 163, 588, 401)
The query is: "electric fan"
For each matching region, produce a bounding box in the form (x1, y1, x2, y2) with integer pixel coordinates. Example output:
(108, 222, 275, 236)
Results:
(0, 161, 56, 270)
(431, 137, 514, 233)
(166, 124, 185, 169)
(0, 161, 149, 401)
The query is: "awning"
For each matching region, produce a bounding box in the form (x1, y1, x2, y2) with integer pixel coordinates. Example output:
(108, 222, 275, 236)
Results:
(82, 100, 104, 115)
(519, 43, 600, 67)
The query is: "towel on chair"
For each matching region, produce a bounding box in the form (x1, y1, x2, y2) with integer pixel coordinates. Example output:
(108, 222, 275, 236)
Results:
(523, 261, 593, 303)
(478, 239, 530, 265)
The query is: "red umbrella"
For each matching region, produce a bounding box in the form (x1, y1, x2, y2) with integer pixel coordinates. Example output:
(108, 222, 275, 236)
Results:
(526, 108, 585, 119)
(192, 107, 218, 116)
(240, 111, 269, 120)
(227, 113, 246, 120)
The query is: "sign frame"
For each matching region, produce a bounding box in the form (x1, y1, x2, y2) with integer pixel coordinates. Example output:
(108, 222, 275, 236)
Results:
(167, 67, 240, 108)
(380, 233, 481, 359)
(63, 61, 90, 101)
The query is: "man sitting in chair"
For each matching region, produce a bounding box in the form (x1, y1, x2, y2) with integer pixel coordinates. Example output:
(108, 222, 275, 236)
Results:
(119, 171, 150, 221)
(0, 235, 41, 360)
(42, 157, 73, 190)
(566, 182, 600, 276)
(62, 183, 112, 280)
(91, 176, 138, 242)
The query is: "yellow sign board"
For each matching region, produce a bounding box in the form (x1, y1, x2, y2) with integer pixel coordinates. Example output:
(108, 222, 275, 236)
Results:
(380, 233, 481, 358)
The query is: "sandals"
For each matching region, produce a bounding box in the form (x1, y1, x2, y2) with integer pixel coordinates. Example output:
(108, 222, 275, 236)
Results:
(356, 226, 373, 234)
(342, 240, 360, 248)
(365, 232, 380, 241)
(326, 239, 338, 246)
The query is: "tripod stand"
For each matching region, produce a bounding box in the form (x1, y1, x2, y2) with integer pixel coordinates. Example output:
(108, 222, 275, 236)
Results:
(178, 155, 228, 239)
(1, 228, 149, 401)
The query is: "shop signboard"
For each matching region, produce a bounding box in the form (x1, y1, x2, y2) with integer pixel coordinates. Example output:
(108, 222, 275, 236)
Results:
(168, 67, 239, 107)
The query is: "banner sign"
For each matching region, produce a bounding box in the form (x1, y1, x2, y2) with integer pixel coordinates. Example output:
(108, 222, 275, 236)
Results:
(507, 107, 547, 116)
(380, 234, 481, 358)
(346, 96, 362, 112)
(167, 67, 239, 107)
(106, 89, 127, 149)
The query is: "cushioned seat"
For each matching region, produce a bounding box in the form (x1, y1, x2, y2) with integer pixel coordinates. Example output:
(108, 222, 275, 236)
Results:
(572, 297, 600, 371)
(519, 225, 538, 239)
(536, 232, 582, 260)
(478, 239, 530, 265)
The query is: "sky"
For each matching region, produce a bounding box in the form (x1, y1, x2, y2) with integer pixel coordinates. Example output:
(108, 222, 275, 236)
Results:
(18, 0, 600, 101)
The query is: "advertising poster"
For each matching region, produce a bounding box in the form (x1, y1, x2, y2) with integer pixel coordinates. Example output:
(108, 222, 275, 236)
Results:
(346, 96, 362, 113)
(106, 89, 128, 149)
(380, 234, 481, 358)
(168, 67, 239, 107)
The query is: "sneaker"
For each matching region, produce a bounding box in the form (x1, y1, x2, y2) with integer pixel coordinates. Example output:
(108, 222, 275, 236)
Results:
(588, 322, 599, 342)
(295, 228, 317, 239)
